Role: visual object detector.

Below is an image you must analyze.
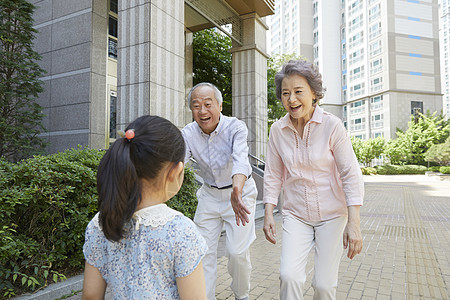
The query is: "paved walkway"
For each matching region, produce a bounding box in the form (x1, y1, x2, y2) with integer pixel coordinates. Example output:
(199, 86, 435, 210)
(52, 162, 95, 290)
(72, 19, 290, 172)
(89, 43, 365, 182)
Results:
(63, 175, 449, 299)
(216, 175, 450, 300)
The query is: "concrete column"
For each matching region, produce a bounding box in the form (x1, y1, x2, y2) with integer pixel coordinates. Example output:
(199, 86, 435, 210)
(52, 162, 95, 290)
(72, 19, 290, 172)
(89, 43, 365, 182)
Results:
(230, 13, 269, 159)
(117, 0, 185, 129)
(184, 30, 194, 125)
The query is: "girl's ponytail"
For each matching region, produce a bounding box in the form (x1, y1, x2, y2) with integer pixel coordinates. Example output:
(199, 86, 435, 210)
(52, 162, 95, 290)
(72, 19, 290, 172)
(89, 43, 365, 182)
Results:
(97, 139, 141, 241)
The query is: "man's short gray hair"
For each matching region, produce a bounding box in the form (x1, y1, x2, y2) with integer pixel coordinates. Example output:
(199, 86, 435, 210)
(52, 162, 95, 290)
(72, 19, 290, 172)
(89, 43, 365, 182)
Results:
(275, 60, 326, 104)
(188, 82, 223, 108)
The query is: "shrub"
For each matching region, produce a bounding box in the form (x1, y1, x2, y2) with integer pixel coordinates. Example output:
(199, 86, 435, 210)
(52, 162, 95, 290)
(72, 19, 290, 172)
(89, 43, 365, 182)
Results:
(374, 164, 427, 175)
(0, 147, 200, 297)
(360, 167, 377, 175)
(440, 166, 450, 174)
(167, 167, 199, 219)
(428, 166, 441, 172)
(0, 148, 103, 297)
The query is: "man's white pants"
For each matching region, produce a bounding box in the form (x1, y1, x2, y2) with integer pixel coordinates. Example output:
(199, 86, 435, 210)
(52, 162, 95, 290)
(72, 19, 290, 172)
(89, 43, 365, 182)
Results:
(194, 178, 257, 300)
(280, 214, 348, 300)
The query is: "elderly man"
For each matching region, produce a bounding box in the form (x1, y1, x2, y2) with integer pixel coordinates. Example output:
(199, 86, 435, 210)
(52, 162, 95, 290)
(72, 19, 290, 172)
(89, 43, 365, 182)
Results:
(182, 82, 257, 300)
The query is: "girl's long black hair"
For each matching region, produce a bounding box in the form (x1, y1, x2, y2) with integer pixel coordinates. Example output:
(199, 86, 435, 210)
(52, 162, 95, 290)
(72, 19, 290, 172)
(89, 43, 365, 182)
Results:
(96, 115, 185, 241)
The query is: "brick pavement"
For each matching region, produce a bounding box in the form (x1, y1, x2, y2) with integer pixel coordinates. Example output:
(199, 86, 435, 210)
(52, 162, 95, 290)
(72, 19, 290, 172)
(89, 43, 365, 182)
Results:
(64, 175, 449, 300)
(214, 175, 450, 300)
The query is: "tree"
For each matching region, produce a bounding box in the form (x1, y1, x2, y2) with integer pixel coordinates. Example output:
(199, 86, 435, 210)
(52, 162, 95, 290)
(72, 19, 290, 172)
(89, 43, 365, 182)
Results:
(351, 136, 386, 167)
(359, 137, 385, 167)
(0, 0, 47, 162)
(267, 53, 304, 130)
(350, 136, 363, 164)
(383, 112, 449, 165)
(396, 112, 449, 165)
(424, 136, 450, 166)
(384, 137, 406, 165)
(192, 28, 232, 116)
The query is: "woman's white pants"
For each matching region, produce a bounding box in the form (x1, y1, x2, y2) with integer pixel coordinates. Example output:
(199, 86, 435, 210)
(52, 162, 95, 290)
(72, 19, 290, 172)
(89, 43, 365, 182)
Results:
(280, 214, 348, 300)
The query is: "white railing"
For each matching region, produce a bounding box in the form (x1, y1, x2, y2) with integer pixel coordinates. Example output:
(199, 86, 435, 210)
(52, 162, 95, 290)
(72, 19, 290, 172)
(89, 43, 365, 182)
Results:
(370, 65, 382, 75)
(371, 121, 383, 129)
(370, 102, 383, 110)
(351, 124, 366, 131)
(370, 84, 383, 93)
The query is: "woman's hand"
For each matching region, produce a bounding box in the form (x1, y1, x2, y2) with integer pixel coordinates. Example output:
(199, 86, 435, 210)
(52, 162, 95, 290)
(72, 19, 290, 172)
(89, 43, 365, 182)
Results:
(343, 205, 363, 259)
(263, 204, 277, 244)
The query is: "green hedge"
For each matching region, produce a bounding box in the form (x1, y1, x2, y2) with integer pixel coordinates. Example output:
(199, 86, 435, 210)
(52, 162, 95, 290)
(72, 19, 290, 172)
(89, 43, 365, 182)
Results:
(440, 166, 450, 174)
(0, 148, 199, 298)
(361, 167, 377, 175)
(374, 164, 427, 175)
(428, 166, 442, 172)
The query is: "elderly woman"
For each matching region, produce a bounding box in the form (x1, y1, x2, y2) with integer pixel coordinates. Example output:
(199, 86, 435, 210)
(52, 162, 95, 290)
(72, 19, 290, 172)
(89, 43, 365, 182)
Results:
(263, 60, 364, 300)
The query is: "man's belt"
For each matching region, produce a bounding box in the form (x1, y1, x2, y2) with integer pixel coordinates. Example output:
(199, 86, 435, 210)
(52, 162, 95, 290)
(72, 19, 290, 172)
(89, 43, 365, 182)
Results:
(206, 174, 252, 190)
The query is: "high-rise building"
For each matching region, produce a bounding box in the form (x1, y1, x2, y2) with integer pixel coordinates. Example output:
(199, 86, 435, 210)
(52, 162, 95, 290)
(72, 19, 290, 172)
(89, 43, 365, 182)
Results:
(268, 0, 313, 59)
(269, 0, 443, 140)
(439, 0, 450, 119)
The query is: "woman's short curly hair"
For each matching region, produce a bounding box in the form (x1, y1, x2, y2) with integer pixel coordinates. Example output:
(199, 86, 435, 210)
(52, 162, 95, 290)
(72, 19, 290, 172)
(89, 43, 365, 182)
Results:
(275, 60, 326, 103)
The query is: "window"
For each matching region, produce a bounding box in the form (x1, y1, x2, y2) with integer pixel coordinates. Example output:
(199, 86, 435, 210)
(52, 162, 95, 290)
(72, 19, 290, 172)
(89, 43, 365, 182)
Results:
(371, 77, 383, 92)
(350, 100, 366, 113)
(109, 16, 118, 38)
(350, 83, 365, 97)
(108, 1, 118, 59)
(370, 58, 382, 75)
(109, 91, 117, 139)
(411, 101, 423, 116)
(370, 40, 382, 57)
(314, 31, 319, 44)
(349, 49, 364, 65)
(372, 132, 383, 138)
(370, 95, 383, 110)
(349, 14, 363, 32)
(369, 4, 381, 22)
(350, 65, 364, 81)
(351, 117, 366, 131)
(369, 22, 381, 40)
(371, 113, 384, 128)
(349, 31, 364, 49)
(110, 0, 118, 14)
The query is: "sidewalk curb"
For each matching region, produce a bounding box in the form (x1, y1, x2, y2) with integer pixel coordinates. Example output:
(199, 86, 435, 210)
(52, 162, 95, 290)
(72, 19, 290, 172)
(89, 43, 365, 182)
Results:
(14, 275, 83, 300)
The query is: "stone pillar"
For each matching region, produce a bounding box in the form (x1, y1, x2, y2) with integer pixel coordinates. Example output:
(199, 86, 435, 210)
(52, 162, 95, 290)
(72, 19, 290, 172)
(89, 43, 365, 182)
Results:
(117, 0, 185, 129)
(230, 13, 269, 159)
(184, 30, 194, 125)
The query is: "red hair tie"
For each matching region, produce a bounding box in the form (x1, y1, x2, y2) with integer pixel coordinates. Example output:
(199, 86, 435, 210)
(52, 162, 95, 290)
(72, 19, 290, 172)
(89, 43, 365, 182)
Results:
(125, 129, 135, 141)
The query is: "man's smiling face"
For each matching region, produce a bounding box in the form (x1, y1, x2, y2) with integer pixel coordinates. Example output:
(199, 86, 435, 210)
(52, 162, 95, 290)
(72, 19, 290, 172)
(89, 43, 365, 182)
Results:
(190, 85, 222, 135)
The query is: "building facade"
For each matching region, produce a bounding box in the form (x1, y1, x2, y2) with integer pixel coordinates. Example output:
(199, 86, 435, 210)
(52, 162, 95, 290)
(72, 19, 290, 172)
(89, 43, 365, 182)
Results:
(268, 0, 443, 140)
(439, 0, 450, 119)
(30, 0, 274, 158)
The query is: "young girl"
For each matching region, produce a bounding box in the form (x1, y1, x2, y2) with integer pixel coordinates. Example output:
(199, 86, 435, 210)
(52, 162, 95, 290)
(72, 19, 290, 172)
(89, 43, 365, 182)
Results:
(82, 115, 207, 300)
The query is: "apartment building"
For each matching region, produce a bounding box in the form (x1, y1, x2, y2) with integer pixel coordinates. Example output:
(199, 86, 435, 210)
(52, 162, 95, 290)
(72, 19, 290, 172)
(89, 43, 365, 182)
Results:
(269, 0, 443, 140)
(439, 0, 450, 119)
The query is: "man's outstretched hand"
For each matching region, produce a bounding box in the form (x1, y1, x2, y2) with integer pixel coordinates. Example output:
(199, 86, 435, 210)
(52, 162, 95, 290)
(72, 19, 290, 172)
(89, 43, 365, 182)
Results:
(230, 186, 251, 226)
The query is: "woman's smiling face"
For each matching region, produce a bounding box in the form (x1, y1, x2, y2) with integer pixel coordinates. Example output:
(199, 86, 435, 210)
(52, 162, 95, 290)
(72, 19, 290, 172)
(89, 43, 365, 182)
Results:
(280, 74, 316, 122)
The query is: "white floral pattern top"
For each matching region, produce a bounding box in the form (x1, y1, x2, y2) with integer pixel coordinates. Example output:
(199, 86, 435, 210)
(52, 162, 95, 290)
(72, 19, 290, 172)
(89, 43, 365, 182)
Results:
(83, 204, 207, 300)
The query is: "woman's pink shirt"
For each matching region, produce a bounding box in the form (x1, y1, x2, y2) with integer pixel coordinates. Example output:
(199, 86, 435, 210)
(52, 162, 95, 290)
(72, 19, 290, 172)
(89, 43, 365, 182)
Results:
(263, 105, 364, 222)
